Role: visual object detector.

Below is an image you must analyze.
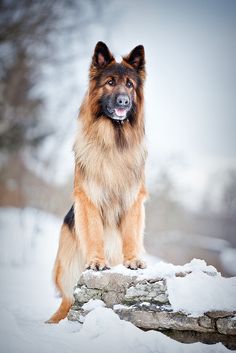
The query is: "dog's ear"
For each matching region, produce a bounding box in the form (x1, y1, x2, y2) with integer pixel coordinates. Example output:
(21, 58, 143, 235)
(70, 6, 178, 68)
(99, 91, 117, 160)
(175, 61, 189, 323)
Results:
(123, 45, 145, 75)
(92, 41, 114, 68)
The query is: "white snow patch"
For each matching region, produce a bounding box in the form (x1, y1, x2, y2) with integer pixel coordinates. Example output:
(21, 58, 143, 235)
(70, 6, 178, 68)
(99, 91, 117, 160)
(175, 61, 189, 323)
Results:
(110, 258, 218, 280)
(82, 299, 106, 312)
(140, 302, 151, 306)
(113, 304, 128, 310)
(167, 271, 236, 316)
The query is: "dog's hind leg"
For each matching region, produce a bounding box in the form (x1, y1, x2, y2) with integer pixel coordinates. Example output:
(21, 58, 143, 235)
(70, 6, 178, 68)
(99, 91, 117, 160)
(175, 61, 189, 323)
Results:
(46, 223, 83, 324)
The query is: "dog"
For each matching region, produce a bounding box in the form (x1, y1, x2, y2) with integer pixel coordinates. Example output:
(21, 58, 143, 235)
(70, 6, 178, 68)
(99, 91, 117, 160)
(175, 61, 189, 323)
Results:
(46, 42, 148, 323)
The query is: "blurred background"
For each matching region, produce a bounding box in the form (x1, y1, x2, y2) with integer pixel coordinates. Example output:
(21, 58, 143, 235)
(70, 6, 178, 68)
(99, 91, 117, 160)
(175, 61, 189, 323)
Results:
(0, 0, 236, 276)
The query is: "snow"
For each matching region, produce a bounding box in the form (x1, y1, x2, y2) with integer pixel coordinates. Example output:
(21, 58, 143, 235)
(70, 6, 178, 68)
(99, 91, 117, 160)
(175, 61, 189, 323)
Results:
(167, 271, 236, 317)
(82, 299, 106, 312)
(0, 207, 61, 267)
(110, 258, 218, 280)
(0, 207, 234, 353)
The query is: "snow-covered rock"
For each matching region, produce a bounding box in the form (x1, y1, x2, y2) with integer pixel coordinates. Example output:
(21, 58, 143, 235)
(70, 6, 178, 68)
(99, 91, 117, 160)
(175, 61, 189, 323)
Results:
(68, 260, 236, 336)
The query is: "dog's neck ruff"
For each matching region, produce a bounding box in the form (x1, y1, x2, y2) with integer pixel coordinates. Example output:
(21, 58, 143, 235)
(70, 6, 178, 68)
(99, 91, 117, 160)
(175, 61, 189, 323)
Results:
(114, 117, 129, 125)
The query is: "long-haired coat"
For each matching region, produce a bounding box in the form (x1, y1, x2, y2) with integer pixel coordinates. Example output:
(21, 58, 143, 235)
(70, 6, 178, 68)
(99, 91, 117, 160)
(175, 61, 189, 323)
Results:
(47, 42, 147, 323)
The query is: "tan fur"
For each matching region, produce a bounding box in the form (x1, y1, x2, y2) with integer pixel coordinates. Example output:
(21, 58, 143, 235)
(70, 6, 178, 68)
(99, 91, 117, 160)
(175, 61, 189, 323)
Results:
(47, 43, 147, 323)
(46, 225, 84, 323)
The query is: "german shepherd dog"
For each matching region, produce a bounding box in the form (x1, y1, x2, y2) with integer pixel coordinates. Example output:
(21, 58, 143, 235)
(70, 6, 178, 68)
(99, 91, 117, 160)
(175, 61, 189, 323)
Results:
(47, 42, 147, 323)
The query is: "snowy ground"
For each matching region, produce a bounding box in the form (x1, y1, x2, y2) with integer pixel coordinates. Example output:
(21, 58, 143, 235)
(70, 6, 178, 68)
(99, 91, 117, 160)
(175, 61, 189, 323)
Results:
(0, 207, 234, 353)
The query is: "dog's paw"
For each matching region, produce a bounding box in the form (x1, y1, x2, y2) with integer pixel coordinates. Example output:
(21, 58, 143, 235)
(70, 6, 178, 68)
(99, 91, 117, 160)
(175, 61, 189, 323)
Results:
(85, 259, 110, 271)
(124, 258, 146, 270)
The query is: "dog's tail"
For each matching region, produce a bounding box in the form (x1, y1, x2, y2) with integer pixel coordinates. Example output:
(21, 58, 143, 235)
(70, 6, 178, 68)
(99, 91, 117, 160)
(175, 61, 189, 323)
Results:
(46, 216, 83, 323)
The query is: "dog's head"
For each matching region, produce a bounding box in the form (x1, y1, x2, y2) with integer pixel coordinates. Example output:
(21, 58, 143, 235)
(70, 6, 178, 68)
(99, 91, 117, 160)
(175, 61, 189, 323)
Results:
(89, 42, 145, 125)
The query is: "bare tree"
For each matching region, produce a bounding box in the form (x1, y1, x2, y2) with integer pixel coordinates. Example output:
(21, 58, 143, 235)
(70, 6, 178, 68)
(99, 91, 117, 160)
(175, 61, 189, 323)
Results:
(0, 1, 57, 153)
(0, 0, 111, 211)
(0, 0, 107, 156)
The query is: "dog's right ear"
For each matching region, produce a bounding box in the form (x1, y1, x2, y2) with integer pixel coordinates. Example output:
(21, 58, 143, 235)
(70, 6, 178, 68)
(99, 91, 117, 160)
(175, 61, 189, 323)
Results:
(92, 41, 114, 69)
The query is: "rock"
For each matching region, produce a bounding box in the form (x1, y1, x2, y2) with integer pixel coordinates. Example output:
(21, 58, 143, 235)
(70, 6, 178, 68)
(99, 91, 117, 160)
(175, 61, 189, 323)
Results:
(101, 290, 125, 307)
(78, 270, 137, 292)
(68, 267, 236, 336)
(124, 281, 168, 304)
(67, 306, 84, 322)
(114, 305, 214, 332)
(216, 316, 236, 335)
(198, 316, 214, 330)
(206, 310, 235, 319)
(73, 285, 102, 303)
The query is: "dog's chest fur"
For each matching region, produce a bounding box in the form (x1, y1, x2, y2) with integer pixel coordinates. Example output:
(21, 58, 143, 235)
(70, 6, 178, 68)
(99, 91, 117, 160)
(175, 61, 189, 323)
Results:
(74, 124, 146, 225)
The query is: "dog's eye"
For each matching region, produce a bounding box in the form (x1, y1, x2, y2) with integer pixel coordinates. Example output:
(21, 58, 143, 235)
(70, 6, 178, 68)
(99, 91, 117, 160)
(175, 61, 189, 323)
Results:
(126, 80, 133, 88)
(107, 79, 115, 86)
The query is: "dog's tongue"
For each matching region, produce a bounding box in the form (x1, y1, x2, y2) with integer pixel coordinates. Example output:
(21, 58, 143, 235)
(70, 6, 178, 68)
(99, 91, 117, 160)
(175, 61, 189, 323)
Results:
(115, 108, 126, 117)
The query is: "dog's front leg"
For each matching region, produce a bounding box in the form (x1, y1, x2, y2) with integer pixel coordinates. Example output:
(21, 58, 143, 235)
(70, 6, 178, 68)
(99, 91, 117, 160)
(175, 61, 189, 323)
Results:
(74, 189, 108, 270)
(121, 187, 147, 270)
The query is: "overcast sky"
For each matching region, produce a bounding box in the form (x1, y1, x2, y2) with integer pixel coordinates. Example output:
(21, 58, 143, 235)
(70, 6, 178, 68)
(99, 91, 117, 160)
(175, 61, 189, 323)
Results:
(43, 0, 236, 209)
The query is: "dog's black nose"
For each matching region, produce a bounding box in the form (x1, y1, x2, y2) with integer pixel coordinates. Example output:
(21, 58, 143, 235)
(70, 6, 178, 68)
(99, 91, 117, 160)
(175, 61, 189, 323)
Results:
(116, 94, 130, 107)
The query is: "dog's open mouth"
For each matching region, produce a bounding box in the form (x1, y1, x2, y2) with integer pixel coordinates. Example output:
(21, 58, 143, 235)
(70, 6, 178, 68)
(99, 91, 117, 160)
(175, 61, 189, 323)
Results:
(107, 106, 128, 121)
(114, 108, 127, 118)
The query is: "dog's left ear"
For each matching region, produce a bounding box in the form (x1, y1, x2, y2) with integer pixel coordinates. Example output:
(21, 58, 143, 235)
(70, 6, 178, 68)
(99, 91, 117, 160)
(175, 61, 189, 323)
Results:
(123, 45, 145, 74)
(92, 41, 114, 68)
